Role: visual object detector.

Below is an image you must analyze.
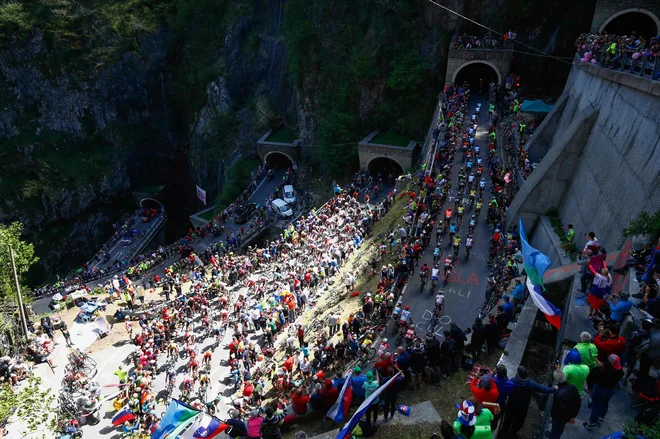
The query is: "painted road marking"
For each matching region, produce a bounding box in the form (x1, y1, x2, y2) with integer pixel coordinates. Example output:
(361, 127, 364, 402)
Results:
(416, 308, 452, 335)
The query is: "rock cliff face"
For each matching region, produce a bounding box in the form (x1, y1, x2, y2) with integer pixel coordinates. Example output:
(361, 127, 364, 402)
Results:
(0, 0, 594, 282)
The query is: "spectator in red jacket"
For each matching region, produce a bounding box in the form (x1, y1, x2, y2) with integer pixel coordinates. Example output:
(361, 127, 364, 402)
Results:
(593, 322, 626, 362)
(470, 373, 499, 404)
(291, 388, 310, 415)
(321, 379, 339, 409)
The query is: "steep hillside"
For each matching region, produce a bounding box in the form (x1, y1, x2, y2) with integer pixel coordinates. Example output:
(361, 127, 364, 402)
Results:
(0, 0, 593, 282)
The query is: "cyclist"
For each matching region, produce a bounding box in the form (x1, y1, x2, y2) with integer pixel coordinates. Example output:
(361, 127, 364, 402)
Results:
(457, 205, 465, 224)
(436, 226, 445, 244)
(199, 373, 211, 391)
(400, 305, 413, 331)
(182, 375, 194, 396)
(467, 173, 475, 187)
(479, 177, 487, 192)
(468, 215, 477, 234)
(474, 144, 480, 156)
(433, 245, 442, 265)
(475, 199, 483, 216)
(453, 235, 462, 258)
(434, 290, 445, 313)
(202, 351, 213, 368)
(466, 159, 473, 171)
(449, 222, 457, 242)
(419, 263, 429, 286)
(444, 256, 454, 279)
(444, 208, 453, 228)
(465, 234, 474, 258)
(476, 164, 483, 179)
(189, 357, 200, 376)
(167, 341, 179, 360)
(431, 265, 440, 285)
(166, 366, 177, 386)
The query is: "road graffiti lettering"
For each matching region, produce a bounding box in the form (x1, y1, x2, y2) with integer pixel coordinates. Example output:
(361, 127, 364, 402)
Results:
(416, 308, 452, 335)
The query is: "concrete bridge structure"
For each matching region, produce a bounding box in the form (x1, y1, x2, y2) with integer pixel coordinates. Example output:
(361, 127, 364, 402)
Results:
(590, 0, 660, 34)
(256, 129, 300, 168)
(358, 131, 419, 176)
(506, 56, 660, 252)
(445, 48, 514, 87)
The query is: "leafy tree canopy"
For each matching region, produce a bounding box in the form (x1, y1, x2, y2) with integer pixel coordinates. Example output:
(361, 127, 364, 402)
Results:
(0, 222, 38, 300)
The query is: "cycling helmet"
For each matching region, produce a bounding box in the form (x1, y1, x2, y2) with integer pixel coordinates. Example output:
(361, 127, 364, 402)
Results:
(405, 306, 410, 310)
(383, 338, 388, 343)
(494, 229, 500, 233)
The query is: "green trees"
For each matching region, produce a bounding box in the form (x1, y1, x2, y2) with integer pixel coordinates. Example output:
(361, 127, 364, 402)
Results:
(623, 210, 660, 242)
(0, 374, 54, 437)
(0, 223, 38, 300)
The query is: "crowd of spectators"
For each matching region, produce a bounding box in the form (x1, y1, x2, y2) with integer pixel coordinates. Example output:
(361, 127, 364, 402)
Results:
(450, 31, 517, 50)
(574, 32, 660, 79)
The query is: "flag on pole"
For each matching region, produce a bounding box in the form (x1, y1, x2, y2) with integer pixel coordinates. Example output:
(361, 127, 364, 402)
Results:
(112, 407, 135, 426)
(335, 372, 402, 439)
(326, 371, 353, 423)
(526, 277, 562, 329)
(177, 413, 230, 439)
(151, 399, 200, 439)
(519, 218, 552, 287)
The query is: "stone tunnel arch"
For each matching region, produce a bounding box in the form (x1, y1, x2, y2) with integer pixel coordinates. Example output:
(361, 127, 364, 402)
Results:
(264, 151, 294, 169)
(452, 61, 502, 88)
(140, 198, 165, 212)
(367, 157, 405, 178)
(599, 9, 660, 38)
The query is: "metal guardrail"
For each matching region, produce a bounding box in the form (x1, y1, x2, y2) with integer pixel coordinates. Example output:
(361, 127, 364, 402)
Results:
(576, 51, 660, 81)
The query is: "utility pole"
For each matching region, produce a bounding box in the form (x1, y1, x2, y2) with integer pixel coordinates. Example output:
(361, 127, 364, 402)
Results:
(9, 245, 29, 344)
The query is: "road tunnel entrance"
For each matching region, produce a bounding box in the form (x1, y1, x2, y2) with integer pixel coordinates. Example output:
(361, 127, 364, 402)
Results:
(367, 157, 404, 178)
(601, 11, 659, 41)
(453, 61, 500, 92)
(264, 152, 294, 169)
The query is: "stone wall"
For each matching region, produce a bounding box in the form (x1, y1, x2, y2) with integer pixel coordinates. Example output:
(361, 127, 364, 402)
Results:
(445, 49, 514, 86)
(358, 131, 418, 173)
(507, 58, 660, 252)
(590, 0, 660, 33)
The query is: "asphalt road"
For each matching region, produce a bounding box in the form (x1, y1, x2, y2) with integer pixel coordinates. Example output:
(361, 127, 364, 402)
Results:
(398, 94, 494, 338)
(91, 210, 166, 272)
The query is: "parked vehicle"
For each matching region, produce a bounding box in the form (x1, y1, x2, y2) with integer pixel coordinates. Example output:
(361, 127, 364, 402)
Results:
(283, 185, 296, 205)
(272, 199, 293, 218)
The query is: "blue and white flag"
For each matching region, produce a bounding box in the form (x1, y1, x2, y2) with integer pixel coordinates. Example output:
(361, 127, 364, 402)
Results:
(335, 372, 402, 439)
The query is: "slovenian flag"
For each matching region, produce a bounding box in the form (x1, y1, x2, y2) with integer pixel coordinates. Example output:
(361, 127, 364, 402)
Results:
(519, 218, 552, 287)
(326, 371, 353, 423)
(526, 278, 562, 329)
(112, 407, 135, 426)
(177, 413, 229, 439)
(151, 399, 200, 439)
(335, 372, 402, 439)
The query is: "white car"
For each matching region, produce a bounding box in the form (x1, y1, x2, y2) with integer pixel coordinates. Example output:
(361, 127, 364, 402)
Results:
(283, 185, 296, 205)
(272, 198, 293, 218)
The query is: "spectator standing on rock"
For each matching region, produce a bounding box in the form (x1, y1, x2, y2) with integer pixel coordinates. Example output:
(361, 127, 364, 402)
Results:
(500, 366, 556, 436)
(549, 370, 580, 439)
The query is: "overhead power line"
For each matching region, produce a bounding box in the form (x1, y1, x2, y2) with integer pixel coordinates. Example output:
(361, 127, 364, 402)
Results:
(422, 0, 574, 66)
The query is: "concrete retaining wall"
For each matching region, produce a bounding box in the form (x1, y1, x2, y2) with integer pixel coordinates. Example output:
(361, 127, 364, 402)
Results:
(507, 58, 660, 252)
(590, 0, 660, 33)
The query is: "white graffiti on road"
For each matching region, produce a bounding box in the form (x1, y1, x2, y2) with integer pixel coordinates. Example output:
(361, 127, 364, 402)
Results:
(415, 308, 452, 336)
(442, 285, 471, 299)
